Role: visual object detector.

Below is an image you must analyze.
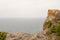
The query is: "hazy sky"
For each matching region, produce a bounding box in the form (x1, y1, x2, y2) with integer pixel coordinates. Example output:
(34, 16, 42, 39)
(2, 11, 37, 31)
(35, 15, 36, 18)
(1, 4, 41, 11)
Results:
(0, 0, 60, 18)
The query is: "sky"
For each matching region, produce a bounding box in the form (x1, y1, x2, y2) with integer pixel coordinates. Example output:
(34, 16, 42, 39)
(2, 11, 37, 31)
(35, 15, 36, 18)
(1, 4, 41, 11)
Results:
(0, 0, 60, 18)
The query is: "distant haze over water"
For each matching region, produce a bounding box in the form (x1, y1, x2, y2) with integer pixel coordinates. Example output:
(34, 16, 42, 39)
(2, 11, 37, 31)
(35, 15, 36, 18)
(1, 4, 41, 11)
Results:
(0, 18, 45, 33)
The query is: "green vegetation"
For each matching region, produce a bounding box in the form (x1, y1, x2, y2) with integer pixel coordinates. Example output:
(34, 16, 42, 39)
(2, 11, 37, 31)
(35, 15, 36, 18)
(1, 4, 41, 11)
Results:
(46, 20, 53, 35)
(46, 20, 52, 28)
(56, 20, 60, 36)
(46, 20, 60, 40)
(46, 20, 60, 36)
(0, 32, 7, 40)
(50, 27, 56, 33)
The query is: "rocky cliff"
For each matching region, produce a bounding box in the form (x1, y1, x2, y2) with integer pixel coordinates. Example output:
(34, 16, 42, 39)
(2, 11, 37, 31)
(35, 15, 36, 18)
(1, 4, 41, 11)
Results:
(0, 9, 60, 40)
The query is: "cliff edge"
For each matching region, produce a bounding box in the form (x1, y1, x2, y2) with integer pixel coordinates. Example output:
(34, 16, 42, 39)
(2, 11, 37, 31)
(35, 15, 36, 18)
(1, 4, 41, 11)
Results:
(0, 9, 60, 40)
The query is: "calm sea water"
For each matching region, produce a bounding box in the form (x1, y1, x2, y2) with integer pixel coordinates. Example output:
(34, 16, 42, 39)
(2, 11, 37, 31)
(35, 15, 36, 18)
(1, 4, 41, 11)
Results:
(0, 18, 45, 33)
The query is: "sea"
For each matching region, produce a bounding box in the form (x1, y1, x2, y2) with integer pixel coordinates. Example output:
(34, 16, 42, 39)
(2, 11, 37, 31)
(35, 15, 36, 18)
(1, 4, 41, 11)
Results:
(0, 18, 45, 33)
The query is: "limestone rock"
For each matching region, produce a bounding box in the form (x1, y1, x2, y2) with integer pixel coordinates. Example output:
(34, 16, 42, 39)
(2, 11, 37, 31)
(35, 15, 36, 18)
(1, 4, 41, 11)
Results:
(43, 9, 60, 30)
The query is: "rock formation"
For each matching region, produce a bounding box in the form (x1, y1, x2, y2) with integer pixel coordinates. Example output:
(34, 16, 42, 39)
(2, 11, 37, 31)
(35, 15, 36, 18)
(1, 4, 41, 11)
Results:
(43, 9, 60, 40)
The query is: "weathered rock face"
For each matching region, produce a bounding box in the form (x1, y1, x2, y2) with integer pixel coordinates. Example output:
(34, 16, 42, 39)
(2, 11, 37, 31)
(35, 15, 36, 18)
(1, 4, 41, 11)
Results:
(5, 9, 60, 40)
(43, 9, 60, 40)
(43, 9, 60, 30)
(6, 32, 49, 40)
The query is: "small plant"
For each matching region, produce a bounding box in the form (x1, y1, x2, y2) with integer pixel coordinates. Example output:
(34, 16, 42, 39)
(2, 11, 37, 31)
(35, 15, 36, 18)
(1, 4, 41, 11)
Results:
(50, 27, 56, 33)
(56, 20, 60, 36)
(46, 20, 52, 28)
(0, 32, 7, 40)
(46, 20, 53, 35)
(46, 20, 60, 36)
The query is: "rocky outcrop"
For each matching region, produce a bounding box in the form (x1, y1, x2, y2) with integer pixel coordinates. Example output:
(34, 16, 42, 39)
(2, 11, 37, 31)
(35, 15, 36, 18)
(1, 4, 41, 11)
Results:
(43, 10, 58, 30)
(43, 9, 60, 40)
(6, 32, 49, 40)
